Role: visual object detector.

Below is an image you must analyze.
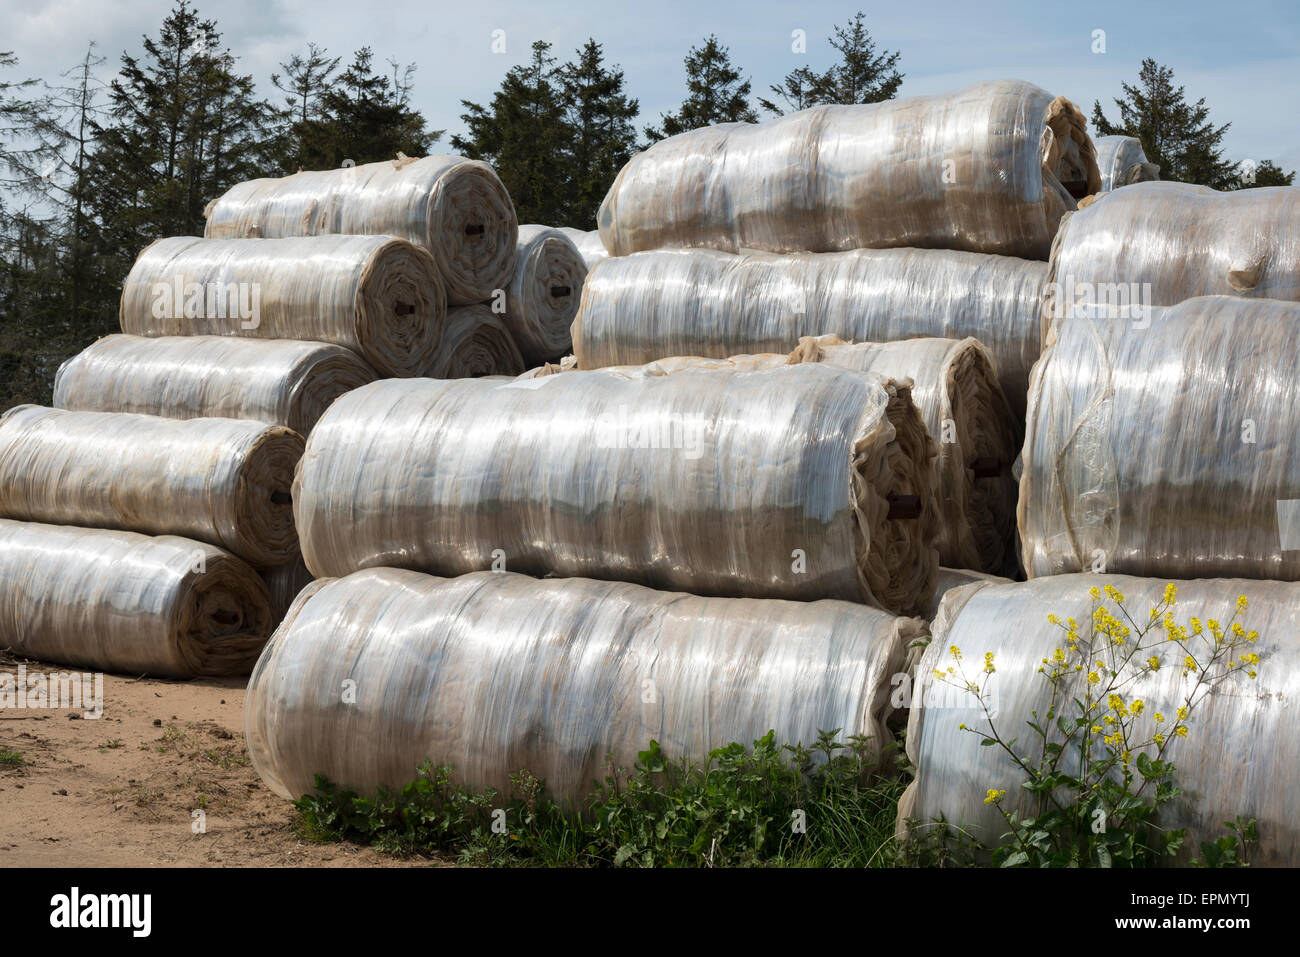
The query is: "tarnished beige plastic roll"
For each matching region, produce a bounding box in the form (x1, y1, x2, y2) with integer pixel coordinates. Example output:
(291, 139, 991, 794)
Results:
(203, 155, 518, 304)
(572, 247, 1047, 417)
(1021, 296, 1300, 580)
(294, 365, 939, 615)
(245, 568, 923, 804)
(505, 226, 586, 364)
(555, 226, 609, 270)
(1091, 135, 1160, 192)
(53, 334, 377, 436)
(920, 567, 1012, 621)
(1044, 182, 1300, 326)
(0, 406, 303, 568)
(0, 519, 272, 678)
(119, 235, 445, 377)
(787, 336, 1020, 575)
(428, 304, 526, 378)
(901, 574, 1300, 866)
(599, 79, 1099, 261)
(260, 555, 315, 623)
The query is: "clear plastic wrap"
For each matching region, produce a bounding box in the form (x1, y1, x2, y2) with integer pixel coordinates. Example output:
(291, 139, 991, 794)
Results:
(1090, 135, 1159, 192)
(119, 234, 445, 378)
(900, 573, 1300, 866)
(505, 225, 586, 364)
(788, 336, 1019, 575)
(0, 406, 303, 568)
(294, 365, 939, 615)
(572, 246, 1047, 417)
(260, 555, 315, 624)
(598, 79, 1099, 261)
(244, 568, 923, 804)
(1020, 296, 1300, 580)
(203, 154, 518, 304)
(53, 334, 376, 436)
(1045, 182, 1300, 324)
(555, 226, 609, 270)
(428, 304, 526, 378)
(0, 518, 272, 678)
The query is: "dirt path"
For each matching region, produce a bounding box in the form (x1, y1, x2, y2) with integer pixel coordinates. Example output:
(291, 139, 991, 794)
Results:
(0, 653, 429, 867)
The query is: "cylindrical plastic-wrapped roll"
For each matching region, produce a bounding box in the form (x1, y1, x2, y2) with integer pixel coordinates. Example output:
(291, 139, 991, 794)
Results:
(599, 79, 1099, 261)
(119, 235, 445, 377)
(555, 226, 609, 270)
(0, 519, 272, 678)
(1091, 135, 1160, 192)
(1044, 182, 1300, 325)
(1020, 296, 1300, 580)
(0, 406, 303, 568)
(920, 567, 1012, 621)
(203, 155, 518, 304)
(295, 365, 939, 615)
(788, 336, 1019, 575)
(53, 334, 376, 436)
(245, 568, 923, 804)
(901, 574, 1300, 866)
(505, 226, 586, 364)
(572, 247, 1047, 417)
(428, 304, 526, 378)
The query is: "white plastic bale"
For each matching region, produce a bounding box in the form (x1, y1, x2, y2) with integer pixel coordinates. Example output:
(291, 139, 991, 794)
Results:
(428, 304, 526, 378)
(1020, 296, 1300, 580)
(1091, 135, 1160, 192)
(572, 246, 1047, 417)
(53, 334, 377, 436)
(1044, 182, 1300, 325)
(244, 568, 923, 804)
(503, 226, 586, 364)
(555, 226, 609, 270)
(293, 365, 939, 616)
(0, 519, 272, 678)
(901, 574, 1300, 866)
(203, 154, 518, 304)
(119, 235, 446, 378)
(598, 79, 1100, 261)
(0, 406, 303, 568)
(787, 336, 1020, 576)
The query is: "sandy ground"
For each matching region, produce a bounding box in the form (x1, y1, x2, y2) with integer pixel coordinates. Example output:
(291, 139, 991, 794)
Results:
(0, 652, 429, 868)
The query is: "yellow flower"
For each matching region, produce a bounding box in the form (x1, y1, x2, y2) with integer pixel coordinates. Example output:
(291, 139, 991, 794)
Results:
(1087, 671, 1100, 685)
(1175, 726, 1189, 738)
(983, 651, 996, 674)
(1090, 725, 1102, 734)
(1237, 595, 1249, 612)
(958, 723, 968, 730)
(1052, 648, 1066, 663)
(949, 645, 962, 661)
(1154, 733, 1165, 745)
(1048, 614, 1060, 626)
(1130, 699, 1145, 715)
(1183, 655, 1198, 672)
(1089, 586, 1101, 600)
(1164, 583, 1178, 604)
(1154, 712, 1165, 724)
(1146, 656, 1160, 671)
(1176, 706, 1188, 721)
(1190, 617, 1203, 635)
(983, 788, 1006, 805)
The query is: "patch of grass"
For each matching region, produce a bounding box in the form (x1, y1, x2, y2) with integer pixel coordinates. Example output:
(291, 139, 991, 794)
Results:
(98, 739, 124, 752)
(295, 730, 913, 867)
(0, 748, 24, 767)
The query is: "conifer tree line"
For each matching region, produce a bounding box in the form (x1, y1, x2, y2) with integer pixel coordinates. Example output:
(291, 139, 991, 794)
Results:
(0, 2, 1293, 406)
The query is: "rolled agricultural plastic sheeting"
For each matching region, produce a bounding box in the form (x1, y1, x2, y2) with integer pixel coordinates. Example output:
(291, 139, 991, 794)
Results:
(1044, 182, 1300, 325)
(245, 568, 924, 804)
(901, 574, 1300, 866)
(572, 247, 1047, 417)
(1021, 296, 1300, 580)
(0, 519, 272, 678)
(261, 555, 315, 623)
(428, 304, 526, 378)
(295, 365, 940, 615)
(119, 235, 445, 378)
(788, 336, 1020, 575)
(505, 226, 586, 364)
(53, 334, 377, 436)
(1091, 135, 1160, 192)
(555, 226, 609, 270)
(203, 154, 518, 304)
(599, 79, 1100, 262)
(920, 567, 1012, 621)
(0, 406, 303, 568)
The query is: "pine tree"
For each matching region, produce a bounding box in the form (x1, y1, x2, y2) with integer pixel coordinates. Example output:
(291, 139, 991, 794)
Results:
(644, 36, 757, 142)
(270, 42, 340, 170)
(1091, 59, 1236, 188)
(761, 13, 902, 116)
(452, 41, 570, 225)
(559, 39, 639, 227)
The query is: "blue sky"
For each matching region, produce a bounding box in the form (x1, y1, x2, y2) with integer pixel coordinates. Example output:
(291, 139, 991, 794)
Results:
(8, 0, 1299, 172)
